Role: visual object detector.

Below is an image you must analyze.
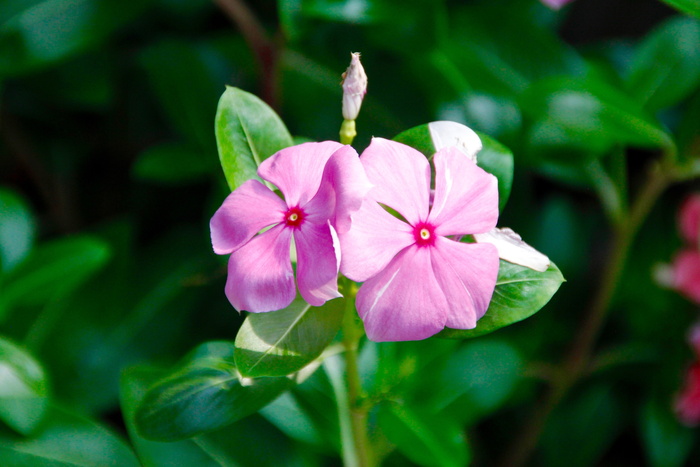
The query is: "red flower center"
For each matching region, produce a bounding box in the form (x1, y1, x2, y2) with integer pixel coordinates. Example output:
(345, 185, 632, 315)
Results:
(284, 206, 305, 229)
(413, 222, 436, 247)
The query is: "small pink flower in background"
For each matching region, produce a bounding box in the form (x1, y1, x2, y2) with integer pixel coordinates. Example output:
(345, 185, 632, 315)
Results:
(211, 142, 370, 313)
(540, 0, 575, 9)
(669, 250, 700, 306)
(679, 194, 700, 247)
(339, 138, 500, 342)
(676, 363, 700, 426)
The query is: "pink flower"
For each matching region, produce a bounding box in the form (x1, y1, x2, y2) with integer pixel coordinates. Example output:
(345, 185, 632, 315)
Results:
(669, 250, 700, 306)
(211, 142, 370, 313)
(679, 194, 700, 247)
(339, 138, 500, 342)
(540, 0, 574, 9)
(676, 363, 700, 426)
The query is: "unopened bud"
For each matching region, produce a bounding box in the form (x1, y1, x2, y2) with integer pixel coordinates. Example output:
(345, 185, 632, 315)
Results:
(341, 52, 367, 121)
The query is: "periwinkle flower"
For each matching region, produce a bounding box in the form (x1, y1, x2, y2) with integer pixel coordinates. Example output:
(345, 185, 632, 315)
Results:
(211, 142, 370, 313)
(339, 138, 500, 342)
(341, 52, 367, 121)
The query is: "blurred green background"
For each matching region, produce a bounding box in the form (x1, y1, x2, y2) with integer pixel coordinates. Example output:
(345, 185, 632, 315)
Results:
(1, 0, 699, 465)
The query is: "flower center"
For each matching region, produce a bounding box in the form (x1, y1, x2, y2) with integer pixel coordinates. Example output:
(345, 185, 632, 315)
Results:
(413, 222, 436, 247)
(284, 206, 305, 229)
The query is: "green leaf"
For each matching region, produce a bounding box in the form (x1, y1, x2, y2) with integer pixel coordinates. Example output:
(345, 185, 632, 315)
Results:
(393, 122, 514, 210)
(377, 402, 470, 467)
(135, 341, 293, 441)
(521, 76, 674, 161)
(0, 236, 110, 317)
(0, 405, 139, 466)
(0, 337, 49, 435)
(0, 188, 35, 273)
(626, 17, 700, 111)
(641, 398, 695, 467)
(122, 365, 306, 467)
(0, 0, 152, 76)
(215, 86, 293, 191)
(662, 0, 700, 19)
(235, 297, 345, 378)
(428, 339, 522, 425)
(133, 142, 215, 184)
(438, 260, 564, 339)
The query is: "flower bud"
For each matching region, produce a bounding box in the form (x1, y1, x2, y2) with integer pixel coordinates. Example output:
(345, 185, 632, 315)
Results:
(341, 52, 367, 121)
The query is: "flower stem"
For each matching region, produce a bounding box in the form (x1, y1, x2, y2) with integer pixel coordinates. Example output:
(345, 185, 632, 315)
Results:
(340, 119, 357, 145)
(499, 161, 671, 467)
(326, 281, 373, 467)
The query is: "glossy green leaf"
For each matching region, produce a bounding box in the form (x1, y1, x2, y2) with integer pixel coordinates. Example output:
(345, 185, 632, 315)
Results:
(641, 398, 694, 467)
(135, 341, 293, 441)
(626, 17, 700, 111)
(0, 188, 35, 273)
(393, 122, 514, 210)
(235, 297, 345, 378)
(215, 86, 293, 191)
(429, 339, 522, 425)
(0, 337, 49, 435)
(0, 0, 151, 76)
(521, 76, 674, 160)
(121, 365, 306, 467)
(0, 405, 139, 466)
(438, 260, 564, 339)
(377, 402, 470, 467)
(0, 236, 110, 317)
(133, 142, 215, 184)
(662, 0, 700, 18)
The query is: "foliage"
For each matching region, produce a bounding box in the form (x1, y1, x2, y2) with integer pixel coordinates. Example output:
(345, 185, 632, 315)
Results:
(1, 0, 699, 465)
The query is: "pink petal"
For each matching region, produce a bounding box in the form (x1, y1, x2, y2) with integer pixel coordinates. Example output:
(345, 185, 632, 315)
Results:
(225, 224, 295, 313)
(679, 194, 700, 246)
(431, 237, 499, 326)
(672, 250, 700, 306)
(429, 146, 499, 236)
(258, 142, 344, 208)
(295, 221, 342, 306)
(339, 199, 415, 282)
(676, 363, 700, 426)
(210, 180, 287, 255)
(540, 0, 574, 9)
(360, 138, 430, 225)
(356, 245, 449, 342)
(305, 145, 372, 234)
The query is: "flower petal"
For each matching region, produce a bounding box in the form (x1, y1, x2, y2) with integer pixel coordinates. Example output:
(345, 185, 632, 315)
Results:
(474, 227, 550, 272)
(672, 250, 700, 305)
(295, 221, 342, 306)
(429, 146, 499, 236)
(431, 237, 499, 326)
(304, 145, 372, 234)
(258, 141, 344, 208)
(356, 245, 449, 342)
(225, 224, 295, 313)
(339, 199, 415, 282)
(210, 179, 287, 255)
(428, 121, 482, 163)
(360, 138, 430, 224)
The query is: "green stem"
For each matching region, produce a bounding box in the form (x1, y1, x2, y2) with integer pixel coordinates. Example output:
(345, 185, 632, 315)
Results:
(499, 161, 672, 467)
(340, 119, 357, 145)
(326, 285, 372, 467)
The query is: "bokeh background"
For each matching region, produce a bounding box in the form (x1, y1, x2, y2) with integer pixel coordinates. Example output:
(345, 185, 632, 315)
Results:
(1, 0, 699, 465)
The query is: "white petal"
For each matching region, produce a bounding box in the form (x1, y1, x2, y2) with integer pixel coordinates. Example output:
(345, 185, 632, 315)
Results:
(473, 227, 550, 272)
(428, 121, 482, 163)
